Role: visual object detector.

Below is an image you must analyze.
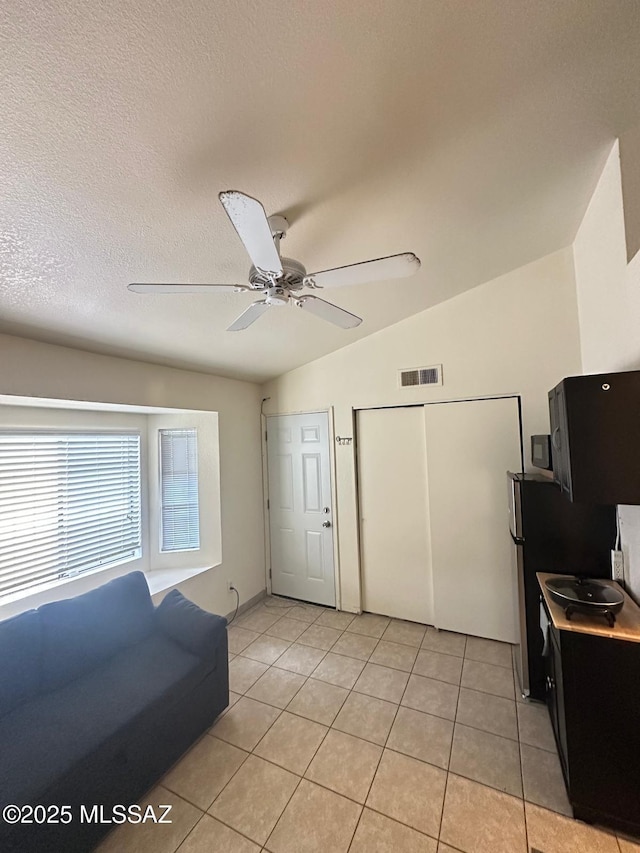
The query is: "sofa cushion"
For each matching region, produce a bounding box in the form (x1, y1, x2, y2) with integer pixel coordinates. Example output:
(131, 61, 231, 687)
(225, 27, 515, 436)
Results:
(0, 632, 203, 809)
(0, 610, 42, 719)
(156, 589, 227, 659)
(39, 571, 155, 693)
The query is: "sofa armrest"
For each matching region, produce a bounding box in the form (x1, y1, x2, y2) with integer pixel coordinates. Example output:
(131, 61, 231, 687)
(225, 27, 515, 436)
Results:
(155, 589, 227, 661)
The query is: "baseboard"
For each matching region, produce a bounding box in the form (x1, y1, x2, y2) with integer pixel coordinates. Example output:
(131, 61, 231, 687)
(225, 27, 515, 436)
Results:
(225, 588, 266, 622)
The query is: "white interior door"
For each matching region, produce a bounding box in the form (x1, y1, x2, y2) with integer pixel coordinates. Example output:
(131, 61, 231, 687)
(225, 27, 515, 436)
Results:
(357, 407, 433, 623)
(266, 412, 336, 607)
(425, 397, 521, 643)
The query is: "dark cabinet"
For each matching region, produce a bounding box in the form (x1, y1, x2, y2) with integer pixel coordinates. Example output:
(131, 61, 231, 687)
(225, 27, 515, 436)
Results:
(545, 620, 568, 777)
(542, 601, 640, 836)
(548, 370, 640, 504)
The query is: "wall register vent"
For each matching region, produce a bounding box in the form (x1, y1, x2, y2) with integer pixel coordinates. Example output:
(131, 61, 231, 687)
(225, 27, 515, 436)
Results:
(399, 365, 443, 388)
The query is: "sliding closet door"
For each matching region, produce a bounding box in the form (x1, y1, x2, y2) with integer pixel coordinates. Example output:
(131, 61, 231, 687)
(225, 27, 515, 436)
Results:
(424, 397, 521, 643)
(357, 407, 433, 624)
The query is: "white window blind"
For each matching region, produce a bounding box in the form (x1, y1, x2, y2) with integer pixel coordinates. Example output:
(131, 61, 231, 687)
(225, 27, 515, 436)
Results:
(0, 432, 141, 599)
(159, 429, 200, 552)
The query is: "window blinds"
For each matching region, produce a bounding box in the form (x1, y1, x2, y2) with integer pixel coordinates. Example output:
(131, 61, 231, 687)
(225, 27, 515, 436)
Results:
(159, 429, 200, 552)
(0, 432, 141, 599)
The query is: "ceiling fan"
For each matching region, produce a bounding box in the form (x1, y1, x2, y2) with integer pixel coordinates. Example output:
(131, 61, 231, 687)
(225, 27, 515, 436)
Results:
(128, 191, 421, 331)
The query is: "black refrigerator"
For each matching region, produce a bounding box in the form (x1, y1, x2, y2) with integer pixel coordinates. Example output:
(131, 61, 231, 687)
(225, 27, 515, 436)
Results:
(507, 472, 616, 700)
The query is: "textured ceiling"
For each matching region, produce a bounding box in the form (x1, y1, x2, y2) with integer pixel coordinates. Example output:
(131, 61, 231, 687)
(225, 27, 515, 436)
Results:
(2, 0, 640, 382)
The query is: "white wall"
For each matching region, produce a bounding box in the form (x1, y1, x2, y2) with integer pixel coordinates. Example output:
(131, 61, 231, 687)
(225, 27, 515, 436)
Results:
(0, 333, 266, 616)
(262, 247, 583, 612)
(573, 141, 640, 599)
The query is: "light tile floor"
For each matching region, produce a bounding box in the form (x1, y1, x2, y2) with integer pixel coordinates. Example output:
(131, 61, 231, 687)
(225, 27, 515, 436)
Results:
(98, 597, 640, 853)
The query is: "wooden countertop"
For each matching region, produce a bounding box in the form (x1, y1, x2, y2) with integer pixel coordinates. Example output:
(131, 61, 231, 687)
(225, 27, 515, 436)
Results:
(537, 572, 640, 643)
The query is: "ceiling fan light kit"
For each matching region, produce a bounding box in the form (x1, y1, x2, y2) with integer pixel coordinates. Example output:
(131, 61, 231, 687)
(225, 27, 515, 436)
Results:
(128, 191, 421, 331)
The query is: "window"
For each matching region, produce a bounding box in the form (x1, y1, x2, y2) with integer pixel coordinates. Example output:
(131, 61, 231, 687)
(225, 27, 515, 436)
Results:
(159, 429, 200, 552)
(0, 432, 141, 598)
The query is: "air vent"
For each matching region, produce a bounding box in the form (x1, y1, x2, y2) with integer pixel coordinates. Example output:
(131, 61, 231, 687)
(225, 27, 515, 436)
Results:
(399, 365, 443, 388)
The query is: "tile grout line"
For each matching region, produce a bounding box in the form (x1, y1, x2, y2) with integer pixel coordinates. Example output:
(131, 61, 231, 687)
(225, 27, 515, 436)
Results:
(216, 604, 365, 850)
(345, 649, 423, 852)
(254, 603, 385, 850)
(235, 608, 526, 748)
(229, 603, 630, 850)
(452, 640, 528, 852)
(260, 741, 322, 851)
(186, 806, 275, 853)
(172, 809, 210, 853)
(250, 641, 332, 681)
(152, 785, 207, 853)
(242, 686, 566, 810)
(209, 607, 308, 845)
(161, 735, 253, 810)
(149, 605, 394, 851)
(204, 716, 277, 804)
(210, 649, 320, 850)
(99, 783, 208, 853)
(514, 673, 532, 853)
(223, 602, 536, 851)
(435, 635, 466, 848)
(261, 674, 353, 853)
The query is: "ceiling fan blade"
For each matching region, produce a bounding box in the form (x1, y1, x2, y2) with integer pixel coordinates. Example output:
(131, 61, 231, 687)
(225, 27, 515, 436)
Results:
(304, 252, 420, 289)
(219, 191, 283, 277)
(128, 283, 250, 294)
(296, 295, 362, 329)
(227, 299, 271, 331)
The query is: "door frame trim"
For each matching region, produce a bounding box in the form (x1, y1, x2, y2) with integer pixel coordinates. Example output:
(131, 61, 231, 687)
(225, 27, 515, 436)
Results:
(262, 408, 341, 610)
(357, 391, 520, 412)
(260, 404, 271, 597)
(354, 394, 524, 472)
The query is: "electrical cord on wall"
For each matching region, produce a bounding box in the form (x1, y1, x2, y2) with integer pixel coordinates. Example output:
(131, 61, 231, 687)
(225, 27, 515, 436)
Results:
(227, 585, 240, 625)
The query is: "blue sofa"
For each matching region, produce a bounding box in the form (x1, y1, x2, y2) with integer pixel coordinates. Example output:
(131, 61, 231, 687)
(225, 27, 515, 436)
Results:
(0, 571, 229, 853)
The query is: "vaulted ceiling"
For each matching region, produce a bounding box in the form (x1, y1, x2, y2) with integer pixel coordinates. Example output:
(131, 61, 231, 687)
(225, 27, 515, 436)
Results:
(2, 0, 640, 381)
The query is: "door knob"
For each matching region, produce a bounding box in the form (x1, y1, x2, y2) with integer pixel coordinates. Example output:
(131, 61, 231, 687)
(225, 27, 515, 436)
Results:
(322, 520, 331, 528)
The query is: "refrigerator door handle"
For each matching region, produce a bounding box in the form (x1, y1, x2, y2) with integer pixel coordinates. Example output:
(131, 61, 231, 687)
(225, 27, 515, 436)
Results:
(508, 473, 523, 540)
(513, 539, 529, 697)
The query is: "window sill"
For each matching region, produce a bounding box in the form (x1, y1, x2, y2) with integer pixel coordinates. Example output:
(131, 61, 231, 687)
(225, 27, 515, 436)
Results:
(0, 563, 220, 622)
(145, 564, 219, 598)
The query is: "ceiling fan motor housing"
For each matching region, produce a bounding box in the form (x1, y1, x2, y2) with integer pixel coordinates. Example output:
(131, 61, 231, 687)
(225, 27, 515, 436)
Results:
(265, 286, 289, 306)
(248, 257, 307, 292)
